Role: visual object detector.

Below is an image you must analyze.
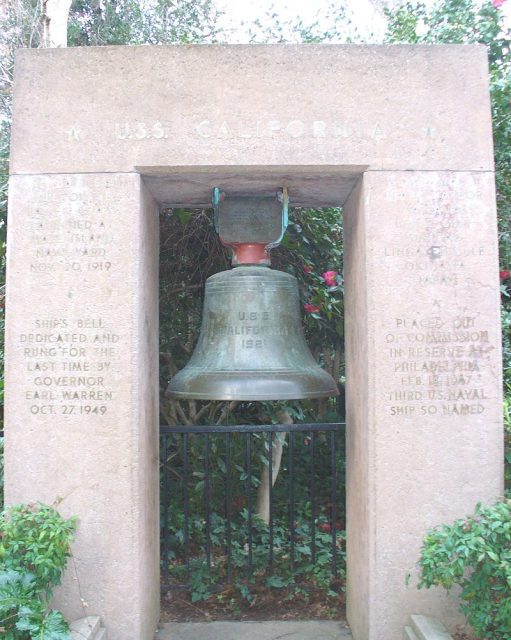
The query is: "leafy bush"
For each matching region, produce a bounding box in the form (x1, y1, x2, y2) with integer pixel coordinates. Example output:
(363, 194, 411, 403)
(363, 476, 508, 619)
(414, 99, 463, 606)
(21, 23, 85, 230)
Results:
(166, 508, 346, 603)
(0, 503, 77, 639)
(418, 497, 511, 640)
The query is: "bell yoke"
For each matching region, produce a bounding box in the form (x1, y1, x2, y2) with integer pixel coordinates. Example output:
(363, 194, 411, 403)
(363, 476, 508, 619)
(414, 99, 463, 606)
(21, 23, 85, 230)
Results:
(167, 187, 338, 401)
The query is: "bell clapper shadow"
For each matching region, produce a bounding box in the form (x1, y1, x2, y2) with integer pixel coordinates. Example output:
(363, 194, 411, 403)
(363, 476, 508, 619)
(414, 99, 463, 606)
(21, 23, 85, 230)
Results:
(167, 187, 338, 402)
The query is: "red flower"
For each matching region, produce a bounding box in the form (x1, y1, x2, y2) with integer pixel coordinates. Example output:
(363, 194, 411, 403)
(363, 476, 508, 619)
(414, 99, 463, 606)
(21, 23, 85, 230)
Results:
(322, 270, 338, 287)
(303, 264, 313, 273)
(318, 523, 331, 533)
(493, 0, 506, 8)
(500, 270, 510, 280)
(304, 303, 320, 313)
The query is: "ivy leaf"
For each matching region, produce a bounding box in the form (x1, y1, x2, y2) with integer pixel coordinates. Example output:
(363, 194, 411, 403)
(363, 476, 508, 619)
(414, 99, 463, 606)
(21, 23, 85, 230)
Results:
(15, 605, 41, 633)
(38, 609, 71, 640)
(265, 575, 286, 588)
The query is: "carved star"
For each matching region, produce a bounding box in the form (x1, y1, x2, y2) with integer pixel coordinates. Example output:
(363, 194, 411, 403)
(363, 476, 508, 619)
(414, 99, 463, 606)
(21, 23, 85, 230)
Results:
(66, 127, 82, 141)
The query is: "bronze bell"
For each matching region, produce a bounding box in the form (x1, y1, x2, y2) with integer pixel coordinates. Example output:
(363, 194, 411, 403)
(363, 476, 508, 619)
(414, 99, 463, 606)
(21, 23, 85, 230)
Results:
(167, 188, 339, 401)
(167, 264, 338, 400)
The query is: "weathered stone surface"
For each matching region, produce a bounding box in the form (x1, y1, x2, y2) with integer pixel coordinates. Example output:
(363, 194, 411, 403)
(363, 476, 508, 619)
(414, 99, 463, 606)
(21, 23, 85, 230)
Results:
(155, 621, 352, 640)
(5, 173, 160, 640)
(344, 170, 503, 640)
(11, 45, 493, 182)
(411, 615, 453, 640)
(404, 626, 421, 640)
(6, 44, 501, 640)
(70, 616, 100, 640)
(70, 615, 108, 640)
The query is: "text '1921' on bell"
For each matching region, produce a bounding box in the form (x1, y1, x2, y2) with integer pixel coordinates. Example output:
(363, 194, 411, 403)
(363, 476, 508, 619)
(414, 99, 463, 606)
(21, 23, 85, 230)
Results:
(166, 188, 339, 401)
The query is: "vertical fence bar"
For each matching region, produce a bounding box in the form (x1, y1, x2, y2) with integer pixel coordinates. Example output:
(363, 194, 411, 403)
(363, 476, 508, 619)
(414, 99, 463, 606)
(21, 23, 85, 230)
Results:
(310, 431, 317, 565)
(225, 432, 233, 584)
(160, 433, 170, 589)
(246, 432, 253, 575)
(268, 431, 274, 575)
(331, 428, 338, 576)
(288, 430, 295, 570)
(183, 432, 190, 579)
(204, 432, 211, 574)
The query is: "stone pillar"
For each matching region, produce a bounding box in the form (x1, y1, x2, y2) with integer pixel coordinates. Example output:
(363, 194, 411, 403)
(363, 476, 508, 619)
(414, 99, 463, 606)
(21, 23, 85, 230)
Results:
(344, 170, 503, 639)
(5, 173, 160, 640)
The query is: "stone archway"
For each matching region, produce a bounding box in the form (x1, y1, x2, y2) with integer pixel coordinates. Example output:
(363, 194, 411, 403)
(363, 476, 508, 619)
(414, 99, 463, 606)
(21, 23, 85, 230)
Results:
(5, 45, 503, 640)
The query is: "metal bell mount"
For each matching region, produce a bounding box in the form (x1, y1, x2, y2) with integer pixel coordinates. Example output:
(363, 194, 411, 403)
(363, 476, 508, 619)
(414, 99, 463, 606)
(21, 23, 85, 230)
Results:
(167, 187, 339, 401)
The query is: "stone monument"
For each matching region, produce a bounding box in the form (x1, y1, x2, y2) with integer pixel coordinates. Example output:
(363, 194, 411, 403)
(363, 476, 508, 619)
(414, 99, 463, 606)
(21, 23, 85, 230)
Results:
(5, 45, 503, 640)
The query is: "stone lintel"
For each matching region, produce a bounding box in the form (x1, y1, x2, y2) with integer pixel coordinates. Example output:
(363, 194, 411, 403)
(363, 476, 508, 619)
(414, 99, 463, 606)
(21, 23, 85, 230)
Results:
(11, 44, 493, 177)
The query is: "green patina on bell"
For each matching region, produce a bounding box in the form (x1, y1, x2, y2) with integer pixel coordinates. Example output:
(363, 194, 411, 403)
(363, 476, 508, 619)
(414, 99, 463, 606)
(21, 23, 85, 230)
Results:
(167, 188, 339, 401)
(167, 265, 338, 400)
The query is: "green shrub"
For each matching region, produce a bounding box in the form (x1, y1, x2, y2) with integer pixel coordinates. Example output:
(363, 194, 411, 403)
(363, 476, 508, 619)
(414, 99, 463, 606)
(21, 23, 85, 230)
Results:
(418, 497, 511, 640)
(0, 503, 77, 639)
(165, 507, 346, 603)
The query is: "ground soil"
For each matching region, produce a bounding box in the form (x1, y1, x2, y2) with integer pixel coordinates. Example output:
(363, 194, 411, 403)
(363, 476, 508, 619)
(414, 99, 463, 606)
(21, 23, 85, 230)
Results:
(161, 585, 345, 623)
(162, 591, 472, 639)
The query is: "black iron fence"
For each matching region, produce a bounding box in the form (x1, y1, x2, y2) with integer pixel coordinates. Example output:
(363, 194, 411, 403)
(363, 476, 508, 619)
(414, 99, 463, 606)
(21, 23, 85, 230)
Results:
(159, 422, 346, 597)
(0, 426, 346, 597)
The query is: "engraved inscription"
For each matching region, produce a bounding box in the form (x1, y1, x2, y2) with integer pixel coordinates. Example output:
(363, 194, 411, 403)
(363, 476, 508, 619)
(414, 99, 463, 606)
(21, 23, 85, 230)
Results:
(110, 119, 439, 142)
(114, 121, 171, 140)
(21, 316, 119, 416)
(194, 119, 437, 141)
(15, 174, 132, 419)
(382, 245, 486, 289)
(208, 311, 296, 346)
(384, 315, 494, 418)
(195, 119, 393, 140)
(27, 178, 117, 274)
(378, 177, 495, 422)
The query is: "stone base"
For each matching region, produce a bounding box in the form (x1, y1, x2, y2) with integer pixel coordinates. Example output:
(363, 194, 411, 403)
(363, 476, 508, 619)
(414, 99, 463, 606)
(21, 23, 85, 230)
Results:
(70, 616, 107, 640)
(407, 615, 454, 640)
(404, 627, 421, 640)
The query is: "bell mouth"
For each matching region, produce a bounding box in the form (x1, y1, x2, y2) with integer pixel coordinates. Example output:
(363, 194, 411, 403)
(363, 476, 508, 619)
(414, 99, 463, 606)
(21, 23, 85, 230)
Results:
(167, 370, 339, 401)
